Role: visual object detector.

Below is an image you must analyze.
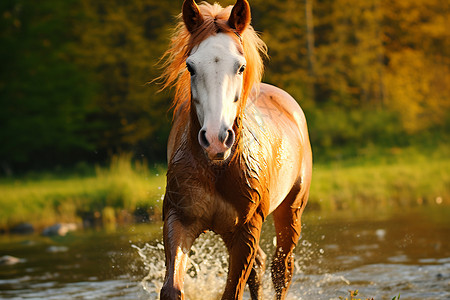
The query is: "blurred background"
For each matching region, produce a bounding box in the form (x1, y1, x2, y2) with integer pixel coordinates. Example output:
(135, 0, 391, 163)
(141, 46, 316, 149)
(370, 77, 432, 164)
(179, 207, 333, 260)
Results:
(1, 0, 448, 173)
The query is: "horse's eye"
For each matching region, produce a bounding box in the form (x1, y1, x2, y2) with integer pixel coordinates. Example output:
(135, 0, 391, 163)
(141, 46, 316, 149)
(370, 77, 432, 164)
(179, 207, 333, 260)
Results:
(186, 63, 195, 76)
(238, 64, 246, 75)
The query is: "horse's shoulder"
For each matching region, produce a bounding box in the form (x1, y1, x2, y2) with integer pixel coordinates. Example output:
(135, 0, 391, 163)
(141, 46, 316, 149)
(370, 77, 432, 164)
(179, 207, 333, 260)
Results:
(252, 83, 308, 131)
(258, 83, 304, 112)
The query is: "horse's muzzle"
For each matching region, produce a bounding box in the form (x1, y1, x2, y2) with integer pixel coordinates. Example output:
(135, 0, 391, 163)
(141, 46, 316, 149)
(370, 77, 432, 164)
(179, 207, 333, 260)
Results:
(198, 127, 235, 161)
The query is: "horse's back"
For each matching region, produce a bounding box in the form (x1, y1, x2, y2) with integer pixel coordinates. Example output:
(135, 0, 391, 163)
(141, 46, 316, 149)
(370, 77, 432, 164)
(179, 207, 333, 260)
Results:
(249, 83, 312, 212)
(256, 83, 309, 137)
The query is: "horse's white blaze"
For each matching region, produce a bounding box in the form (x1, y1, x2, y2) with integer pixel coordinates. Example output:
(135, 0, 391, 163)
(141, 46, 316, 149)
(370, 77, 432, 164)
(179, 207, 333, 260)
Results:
(188, 33, 245, 159)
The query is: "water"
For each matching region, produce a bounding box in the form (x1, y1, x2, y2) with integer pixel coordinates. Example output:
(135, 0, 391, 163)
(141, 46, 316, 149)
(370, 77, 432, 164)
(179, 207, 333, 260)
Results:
(1, 205, 449, 299)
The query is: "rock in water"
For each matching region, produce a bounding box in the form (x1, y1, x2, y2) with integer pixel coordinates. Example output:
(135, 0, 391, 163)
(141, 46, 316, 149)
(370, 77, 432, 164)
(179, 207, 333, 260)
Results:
(0, 255, 23, 266)
(42, 223, 77, 236)
(11, 223, 34, 235)
(46, 246, 69, 253)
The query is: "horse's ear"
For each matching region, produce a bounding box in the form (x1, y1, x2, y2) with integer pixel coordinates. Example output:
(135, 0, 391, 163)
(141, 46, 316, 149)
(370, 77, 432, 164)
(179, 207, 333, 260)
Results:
(228, 0, 251, 34)
(182, 0, 204, 33)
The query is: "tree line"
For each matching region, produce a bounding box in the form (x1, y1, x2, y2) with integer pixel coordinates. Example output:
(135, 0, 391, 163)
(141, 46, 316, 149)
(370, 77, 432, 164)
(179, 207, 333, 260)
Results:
(1, 0, 448, 173)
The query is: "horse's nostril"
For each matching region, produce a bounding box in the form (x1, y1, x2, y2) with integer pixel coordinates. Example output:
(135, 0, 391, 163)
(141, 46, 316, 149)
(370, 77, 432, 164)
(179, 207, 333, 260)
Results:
(218, 129, 227, 144)
(198, 129, 210, 148)
(224, 129, 235, 148)
(214, 152, 225, 160)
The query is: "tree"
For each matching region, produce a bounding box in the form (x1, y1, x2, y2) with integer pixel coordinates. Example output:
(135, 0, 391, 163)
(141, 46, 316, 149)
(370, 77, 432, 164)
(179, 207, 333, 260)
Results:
(382, 0, 450, 132)
(0, 0, 96, 171)
(313, 0, 384, 106)
(74, 0, 180, 161)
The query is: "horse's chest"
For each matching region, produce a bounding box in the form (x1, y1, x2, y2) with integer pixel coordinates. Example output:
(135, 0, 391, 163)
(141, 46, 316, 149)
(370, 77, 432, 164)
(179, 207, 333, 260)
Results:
(168, 175, 260, 229)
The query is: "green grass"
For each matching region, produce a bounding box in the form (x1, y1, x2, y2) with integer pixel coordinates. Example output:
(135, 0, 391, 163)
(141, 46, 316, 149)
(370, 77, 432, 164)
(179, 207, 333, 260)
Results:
(0, 147, 449, 232)
(0, 154, 166, 231)
(309, 145, 450, 212)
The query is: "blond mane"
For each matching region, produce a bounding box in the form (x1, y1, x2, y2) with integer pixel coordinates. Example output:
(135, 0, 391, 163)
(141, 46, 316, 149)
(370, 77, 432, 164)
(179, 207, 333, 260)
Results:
(158, 2, 267, 117)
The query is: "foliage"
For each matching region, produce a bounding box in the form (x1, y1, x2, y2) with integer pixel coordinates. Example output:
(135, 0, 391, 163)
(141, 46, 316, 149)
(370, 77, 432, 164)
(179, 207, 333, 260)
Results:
(73, 0, 175, 160)
(0, 0, 449, 172)
(0, 0, 97, 169)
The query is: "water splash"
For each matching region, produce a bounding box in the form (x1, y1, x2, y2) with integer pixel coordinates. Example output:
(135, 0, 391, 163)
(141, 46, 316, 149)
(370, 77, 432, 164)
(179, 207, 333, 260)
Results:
(132, 232, 229, 299)
(132, 242, 166, 299)
(132, 231, 321, 300)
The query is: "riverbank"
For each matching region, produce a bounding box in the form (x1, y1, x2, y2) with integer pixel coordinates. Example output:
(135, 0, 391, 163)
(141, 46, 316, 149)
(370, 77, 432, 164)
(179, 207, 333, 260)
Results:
(1, 146, 449, 232)
(0, 155, 166, 232)
(310, 145, 450, 212)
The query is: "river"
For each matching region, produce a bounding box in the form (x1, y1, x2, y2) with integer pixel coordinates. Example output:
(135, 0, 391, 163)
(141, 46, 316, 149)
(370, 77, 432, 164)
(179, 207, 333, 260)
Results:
(1, 205, 449, 299)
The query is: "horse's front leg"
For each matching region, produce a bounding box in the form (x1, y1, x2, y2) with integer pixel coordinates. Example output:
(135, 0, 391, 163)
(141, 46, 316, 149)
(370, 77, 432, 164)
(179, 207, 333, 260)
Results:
(247, 246, 267, 300)
(160, 210, 200, 300)
(221, 213, 264, 300)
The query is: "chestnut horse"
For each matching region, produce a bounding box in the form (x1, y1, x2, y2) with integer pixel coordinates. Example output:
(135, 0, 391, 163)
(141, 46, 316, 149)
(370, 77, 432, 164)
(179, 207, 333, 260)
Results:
(159, 0, 312, 299)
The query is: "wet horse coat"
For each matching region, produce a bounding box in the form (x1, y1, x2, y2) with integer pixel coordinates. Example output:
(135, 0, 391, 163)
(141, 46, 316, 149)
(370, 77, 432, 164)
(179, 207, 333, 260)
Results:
(159, 1, 312, 299)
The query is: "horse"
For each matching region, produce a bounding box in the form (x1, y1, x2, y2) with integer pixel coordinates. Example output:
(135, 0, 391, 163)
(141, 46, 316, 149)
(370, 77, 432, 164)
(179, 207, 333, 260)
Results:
(158, 0, 312, 299)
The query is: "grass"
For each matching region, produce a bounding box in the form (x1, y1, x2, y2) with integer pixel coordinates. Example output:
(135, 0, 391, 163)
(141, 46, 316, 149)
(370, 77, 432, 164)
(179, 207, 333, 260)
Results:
(0, 146, 449, 232)
(309, 145, 450, 212)
(0, 154, 166, 231)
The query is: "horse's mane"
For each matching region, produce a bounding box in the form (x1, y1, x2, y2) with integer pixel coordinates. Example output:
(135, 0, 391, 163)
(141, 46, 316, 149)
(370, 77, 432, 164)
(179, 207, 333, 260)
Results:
(158, 2, 267, 117)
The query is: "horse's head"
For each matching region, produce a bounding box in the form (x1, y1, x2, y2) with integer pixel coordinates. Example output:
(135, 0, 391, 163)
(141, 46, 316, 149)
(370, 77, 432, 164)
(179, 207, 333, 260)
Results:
(183, 0, 251, 162)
